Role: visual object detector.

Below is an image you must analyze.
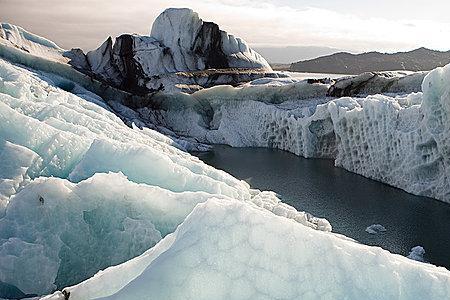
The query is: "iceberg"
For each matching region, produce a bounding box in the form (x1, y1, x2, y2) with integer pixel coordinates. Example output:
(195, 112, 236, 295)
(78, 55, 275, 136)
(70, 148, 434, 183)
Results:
(408, 246, 426, 262)
(365, 224, 387, 234)
(66, 8, 275, 94)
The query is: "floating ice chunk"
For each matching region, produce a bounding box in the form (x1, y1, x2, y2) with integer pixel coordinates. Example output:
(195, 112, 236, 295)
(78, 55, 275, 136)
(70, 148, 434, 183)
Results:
(365, 224, 387, 234)
(407, 246, 426, 262)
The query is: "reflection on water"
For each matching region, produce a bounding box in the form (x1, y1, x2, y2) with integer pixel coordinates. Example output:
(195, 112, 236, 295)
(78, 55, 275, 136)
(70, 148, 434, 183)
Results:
(195, 145, 450, 269)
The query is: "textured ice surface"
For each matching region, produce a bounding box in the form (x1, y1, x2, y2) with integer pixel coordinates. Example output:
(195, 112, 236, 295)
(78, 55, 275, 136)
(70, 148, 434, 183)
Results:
(45, 198, 450, 300)
(141, 64, 450, 202)
(0, 139, 41, 215)
(150, 8, 270, 72)
(0, 172, 226, 294)
(365, 224, 387, 234)
(0, 57, 329, 296)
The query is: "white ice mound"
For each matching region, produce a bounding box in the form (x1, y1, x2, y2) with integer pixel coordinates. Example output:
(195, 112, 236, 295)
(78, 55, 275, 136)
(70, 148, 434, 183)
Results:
(50, 198, 450, 300)
(0, 58, 330, 296)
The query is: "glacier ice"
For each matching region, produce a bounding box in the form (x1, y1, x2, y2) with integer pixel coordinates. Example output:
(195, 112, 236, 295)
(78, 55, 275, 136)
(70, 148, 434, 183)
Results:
(137, 64, 450, 202)
(0, 57, 330, 296)
(0, 139, 41, 216)
(0, 23, 64, 63)
(65, 8, 275, 94)
(328, 71, 426, 97)
(150, 8, 270, 71)
(45, 198, 450, 300)
(0, 172, 227, 294)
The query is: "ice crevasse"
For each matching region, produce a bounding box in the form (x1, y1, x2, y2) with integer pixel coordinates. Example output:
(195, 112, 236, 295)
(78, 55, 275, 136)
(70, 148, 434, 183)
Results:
(0, 57, 329, 297)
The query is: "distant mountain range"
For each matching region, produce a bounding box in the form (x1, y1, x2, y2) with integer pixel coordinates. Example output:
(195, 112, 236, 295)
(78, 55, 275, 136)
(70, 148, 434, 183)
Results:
(253, 46, 347, 64)
(290, 48, 450, 74)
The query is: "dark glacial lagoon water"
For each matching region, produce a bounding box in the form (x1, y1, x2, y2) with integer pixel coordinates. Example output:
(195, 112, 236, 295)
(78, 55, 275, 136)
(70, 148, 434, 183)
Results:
(195, 145, 450, 270)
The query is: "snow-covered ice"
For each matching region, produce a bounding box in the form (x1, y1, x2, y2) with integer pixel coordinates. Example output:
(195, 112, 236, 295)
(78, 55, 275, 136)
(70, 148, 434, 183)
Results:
(365, 224, 387, 234)
(0, 57, 329, 296)
(45, 199, 450, 300)
(0, 23, 65, 63)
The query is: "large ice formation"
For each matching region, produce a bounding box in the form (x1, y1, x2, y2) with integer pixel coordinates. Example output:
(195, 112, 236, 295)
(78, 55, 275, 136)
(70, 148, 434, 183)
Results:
(43, 199, 450, 300)
(2, 19, 446, 202)
(0, 57, 329, 296)
(66, 8, 274, 93)
(136, 64, 450, 202)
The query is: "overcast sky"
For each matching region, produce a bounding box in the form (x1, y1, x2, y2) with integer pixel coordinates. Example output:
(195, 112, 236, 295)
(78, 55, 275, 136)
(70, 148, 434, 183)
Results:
(1, 0, 450, 54)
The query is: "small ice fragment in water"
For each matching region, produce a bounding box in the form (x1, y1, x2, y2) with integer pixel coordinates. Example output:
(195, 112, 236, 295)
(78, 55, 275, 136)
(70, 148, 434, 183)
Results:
(407, 246, 425, 262)
(365, 224, 386, 234)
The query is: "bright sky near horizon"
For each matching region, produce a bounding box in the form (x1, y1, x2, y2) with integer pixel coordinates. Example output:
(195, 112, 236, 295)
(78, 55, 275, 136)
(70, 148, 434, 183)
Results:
(1, 0, 450, 54)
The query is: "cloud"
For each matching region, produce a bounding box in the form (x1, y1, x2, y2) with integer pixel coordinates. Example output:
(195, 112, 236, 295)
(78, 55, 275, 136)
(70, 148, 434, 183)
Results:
(1, 0, 450, 53)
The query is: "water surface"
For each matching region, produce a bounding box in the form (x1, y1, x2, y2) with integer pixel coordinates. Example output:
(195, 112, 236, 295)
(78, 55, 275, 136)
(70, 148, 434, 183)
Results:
(195, 145, 450, 269)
